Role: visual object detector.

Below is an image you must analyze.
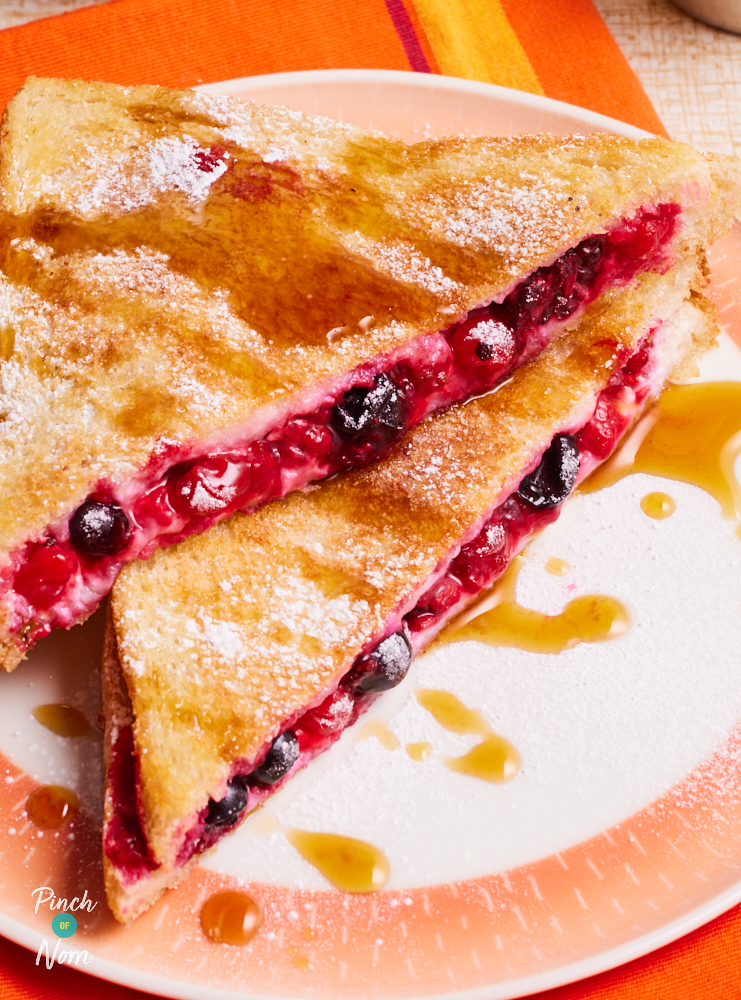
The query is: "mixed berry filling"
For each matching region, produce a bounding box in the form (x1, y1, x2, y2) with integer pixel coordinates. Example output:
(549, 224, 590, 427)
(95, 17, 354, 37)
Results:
(105, 332, 657, 882)
(104, 724, 159, 877)
(8, 204, 680, 652)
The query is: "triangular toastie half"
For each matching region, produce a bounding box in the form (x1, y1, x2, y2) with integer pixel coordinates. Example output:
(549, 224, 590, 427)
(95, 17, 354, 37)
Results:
(1, 77, 739, 671)
(102, 253, 717, 922)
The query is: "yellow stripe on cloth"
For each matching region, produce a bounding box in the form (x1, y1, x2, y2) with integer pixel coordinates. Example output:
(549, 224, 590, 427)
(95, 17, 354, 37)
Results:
(409, 0, 543, 94)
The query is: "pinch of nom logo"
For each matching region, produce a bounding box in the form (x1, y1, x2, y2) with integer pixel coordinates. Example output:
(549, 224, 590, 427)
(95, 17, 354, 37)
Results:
(32, 885, 97, 969)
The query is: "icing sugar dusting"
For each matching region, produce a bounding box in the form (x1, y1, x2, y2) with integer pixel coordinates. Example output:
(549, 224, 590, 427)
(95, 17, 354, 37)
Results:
(73, 137, 228, 216)
(469, 319, 516, 354)
(344, 236, 461, 296)
(425, 176, 573, 274)
(198, 616, 247, 663)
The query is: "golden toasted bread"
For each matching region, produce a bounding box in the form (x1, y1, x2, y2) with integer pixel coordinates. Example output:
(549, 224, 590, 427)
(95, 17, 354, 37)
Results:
(102, 257, 717, 922)
(1, 77, 739, 671)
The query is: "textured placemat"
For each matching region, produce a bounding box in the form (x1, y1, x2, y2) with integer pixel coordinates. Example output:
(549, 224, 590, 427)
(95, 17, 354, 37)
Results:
(594, 0, 741, 155)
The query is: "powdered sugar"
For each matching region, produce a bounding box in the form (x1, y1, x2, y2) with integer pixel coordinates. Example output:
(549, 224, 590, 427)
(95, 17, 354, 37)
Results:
(72, 136, 228, 217)
(430, 177, 574, 273)
(197, 616, 247, 663)
(344, 236, 462, 296)
(468, 319, 516, 355)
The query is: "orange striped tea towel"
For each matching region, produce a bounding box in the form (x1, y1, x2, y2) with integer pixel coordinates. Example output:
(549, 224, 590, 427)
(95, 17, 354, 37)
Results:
(0, 0, 664, 131)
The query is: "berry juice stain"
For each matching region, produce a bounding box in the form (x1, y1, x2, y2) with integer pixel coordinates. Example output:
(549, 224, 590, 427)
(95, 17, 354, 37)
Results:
(582, 382, 741, 521)
(415, 689, 521, 783)
(286, 829, 390, 893)
(26, 785, 79, 828)
(200, 890, 262, 945)
(31, 703, 95, 737)
(438, 557, 630, 655)
(641, 491, 676, 519)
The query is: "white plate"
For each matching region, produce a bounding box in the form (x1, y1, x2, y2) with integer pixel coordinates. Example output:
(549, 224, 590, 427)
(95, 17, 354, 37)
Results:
(1, 68, 740, 1000)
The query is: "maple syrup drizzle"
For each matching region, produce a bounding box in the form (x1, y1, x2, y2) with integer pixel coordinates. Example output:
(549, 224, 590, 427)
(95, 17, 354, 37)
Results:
(406, 741, 432, 762)
(452, 594, 631, 653)
(446, 734, 521, 783)
(286, 829, 390, 893)
(439, 557, 630, 654)
(32, 703, 95, 737)
(357, 719, 400, 750)
(582, 382, 741, 520)
(26, 785, 79, 829)
(415, 689, 489, 736)
(415, 689, 521, 783)
(545, 557, 570, 576)
(200, 890, 262, 945)
(641, 491, 676, 519)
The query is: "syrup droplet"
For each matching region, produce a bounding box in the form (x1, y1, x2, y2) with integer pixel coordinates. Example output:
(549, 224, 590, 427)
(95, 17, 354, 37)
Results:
(446, 594, 630, 653)
(446, 733, 521, 783)
(286, 829, 390, 893)
(544, 556, 570, 576)
(582, 382, 741, 519)
(246, 810, 281, 836)
(641, 491, 676, 519)
(357, 719, 399, 750)
(31, 704, 95, 737)
(415, 690, 521, 783)
(200, 890, 262, 945)
(406, 741, 432, 762)
(291, 951, 312, 970)
(415, 689, 489, 735)
(439, 556, 630, 654)
(26, 785, 79, 828)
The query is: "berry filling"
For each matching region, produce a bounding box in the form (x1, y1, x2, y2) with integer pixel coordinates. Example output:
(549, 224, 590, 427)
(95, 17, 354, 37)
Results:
(6, 204, 680, 651)
(105, 331, 659, 883)
(104, 724, 159, 877)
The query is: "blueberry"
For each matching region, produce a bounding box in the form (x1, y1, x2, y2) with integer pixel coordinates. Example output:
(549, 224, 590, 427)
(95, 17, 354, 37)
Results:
(331, 373, 406, 438)
(250, 730, 299, 786)
(553, 293, 581, 319)
(517, 434, 580, 508)
(346, 631, 413, 695)
(475, 341, 493, 361)
(205, 776, 249, 828)
(574, 237, 605, 269)
(69, 500, 131, 556)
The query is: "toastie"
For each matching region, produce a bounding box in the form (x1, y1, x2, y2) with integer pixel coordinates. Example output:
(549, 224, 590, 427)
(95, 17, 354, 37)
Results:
(1, 77, 739, 670)
(102, 256, 717, 921)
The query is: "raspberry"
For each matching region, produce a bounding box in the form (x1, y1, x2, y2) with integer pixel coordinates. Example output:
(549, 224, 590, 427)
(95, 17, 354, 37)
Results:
(14, 542, 79, 610)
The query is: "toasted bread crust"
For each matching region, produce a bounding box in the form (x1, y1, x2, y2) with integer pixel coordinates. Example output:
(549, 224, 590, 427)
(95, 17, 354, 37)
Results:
(103, 608, 202, 923)
(109, 257, 712, 889)
(1, 80, 739, 674)
(101, 607, 136, 923)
